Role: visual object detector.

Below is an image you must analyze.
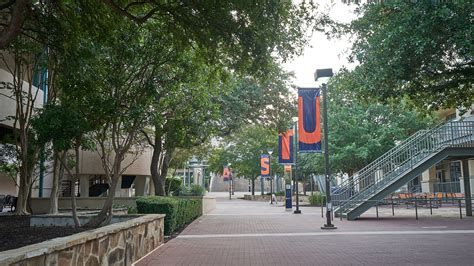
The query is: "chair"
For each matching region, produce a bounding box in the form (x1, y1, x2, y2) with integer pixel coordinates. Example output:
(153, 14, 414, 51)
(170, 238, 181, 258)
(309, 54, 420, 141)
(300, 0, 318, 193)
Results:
(0, 194, 4, 212)
(435, 192, 444, 207)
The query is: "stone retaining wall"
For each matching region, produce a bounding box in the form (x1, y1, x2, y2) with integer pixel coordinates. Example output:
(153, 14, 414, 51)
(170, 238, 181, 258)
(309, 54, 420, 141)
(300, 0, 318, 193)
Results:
(0, 214, 165, 266)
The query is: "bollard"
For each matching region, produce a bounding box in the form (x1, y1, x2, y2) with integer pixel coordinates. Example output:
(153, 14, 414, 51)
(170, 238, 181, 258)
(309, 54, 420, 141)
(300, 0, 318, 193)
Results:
(321, 201, 324, 218)
(429, 198, 432, 215)
(376, 203, 379, 219)
(391, 198, 394, 216)
(415, 199, 418, 220)
(459, 199, 462, 219)
(340, 206, 343, 221)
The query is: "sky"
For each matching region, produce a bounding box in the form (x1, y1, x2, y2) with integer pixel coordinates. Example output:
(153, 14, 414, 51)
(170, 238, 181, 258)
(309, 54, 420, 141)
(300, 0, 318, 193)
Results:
(283, 1, 358, 88)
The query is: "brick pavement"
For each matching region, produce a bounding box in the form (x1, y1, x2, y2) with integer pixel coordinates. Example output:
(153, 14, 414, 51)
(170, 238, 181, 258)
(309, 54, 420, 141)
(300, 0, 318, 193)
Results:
(136, 193, 474, 266)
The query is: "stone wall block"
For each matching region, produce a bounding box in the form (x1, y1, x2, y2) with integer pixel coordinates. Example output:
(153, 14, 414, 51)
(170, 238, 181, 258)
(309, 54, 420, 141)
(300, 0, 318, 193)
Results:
(45, 253, 58, 266)
(107, 247, 125, 266)
(85, 256, 99, 266)
(58, 247, 75, 266)
(98, 236, 110, 259)
(74, 243, 84, 266)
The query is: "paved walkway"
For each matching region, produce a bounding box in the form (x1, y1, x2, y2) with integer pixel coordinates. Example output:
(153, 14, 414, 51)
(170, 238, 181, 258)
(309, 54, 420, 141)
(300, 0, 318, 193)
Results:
(136, 193, 474, 265)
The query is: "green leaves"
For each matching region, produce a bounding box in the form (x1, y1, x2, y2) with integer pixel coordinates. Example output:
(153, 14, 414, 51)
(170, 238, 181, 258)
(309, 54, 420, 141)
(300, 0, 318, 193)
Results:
(344, 1, 473, 110)
(208, 125, 280, 180)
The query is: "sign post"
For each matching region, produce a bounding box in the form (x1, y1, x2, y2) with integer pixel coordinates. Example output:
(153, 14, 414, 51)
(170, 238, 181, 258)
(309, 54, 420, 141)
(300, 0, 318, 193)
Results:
(285, 184, 292, 210)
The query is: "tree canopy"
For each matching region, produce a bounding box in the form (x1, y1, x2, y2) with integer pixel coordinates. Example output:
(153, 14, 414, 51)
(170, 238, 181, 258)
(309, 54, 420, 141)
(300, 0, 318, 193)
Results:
(341, 1, 473, 111)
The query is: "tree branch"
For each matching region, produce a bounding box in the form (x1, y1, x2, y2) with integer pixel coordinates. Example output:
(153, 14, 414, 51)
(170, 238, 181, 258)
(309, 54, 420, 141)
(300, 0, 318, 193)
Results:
(0, 0, 28, 49)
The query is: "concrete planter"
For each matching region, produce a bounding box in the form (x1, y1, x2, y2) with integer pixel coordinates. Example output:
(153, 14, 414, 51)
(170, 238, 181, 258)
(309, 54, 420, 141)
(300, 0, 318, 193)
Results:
(30, 196, 217, 215)
(0, 214, 165, 266)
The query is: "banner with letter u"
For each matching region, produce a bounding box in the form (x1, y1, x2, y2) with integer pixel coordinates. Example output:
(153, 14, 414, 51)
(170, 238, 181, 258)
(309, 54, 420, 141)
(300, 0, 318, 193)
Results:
(278, 129, 294, 164)
(260, 155, 270, 176)
(298, 88, 321, 152)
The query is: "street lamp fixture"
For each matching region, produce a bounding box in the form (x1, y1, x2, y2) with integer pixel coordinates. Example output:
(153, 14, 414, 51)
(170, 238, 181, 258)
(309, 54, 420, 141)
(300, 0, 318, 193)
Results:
(292, 116, 301, 214)
(315, 68, 337, 230)
(268, 148, 274, 204)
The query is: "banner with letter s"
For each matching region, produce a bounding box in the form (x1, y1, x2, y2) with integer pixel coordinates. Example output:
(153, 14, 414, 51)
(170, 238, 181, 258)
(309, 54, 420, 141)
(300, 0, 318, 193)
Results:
(260, 155, 270, 176)
(298, 88, 321, 152)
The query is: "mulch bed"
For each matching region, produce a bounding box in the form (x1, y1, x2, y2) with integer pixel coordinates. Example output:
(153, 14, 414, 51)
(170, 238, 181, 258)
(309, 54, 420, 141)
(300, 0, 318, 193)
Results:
(0, 215, 87, 252)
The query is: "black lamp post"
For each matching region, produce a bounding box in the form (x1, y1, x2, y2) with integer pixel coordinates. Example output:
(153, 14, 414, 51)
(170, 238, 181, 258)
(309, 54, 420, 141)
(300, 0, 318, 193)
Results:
(315, 68, 337, 229)
(228, 163, 232, 200)
(292, 116, 301, 214)
(268, 148, 274, 204)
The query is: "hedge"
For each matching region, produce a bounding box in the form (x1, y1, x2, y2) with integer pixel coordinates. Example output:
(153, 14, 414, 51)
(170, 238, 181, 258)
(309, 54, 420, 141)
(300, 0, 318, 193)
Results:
(136, 196, 202, 235)
(308, 193, 326, 206)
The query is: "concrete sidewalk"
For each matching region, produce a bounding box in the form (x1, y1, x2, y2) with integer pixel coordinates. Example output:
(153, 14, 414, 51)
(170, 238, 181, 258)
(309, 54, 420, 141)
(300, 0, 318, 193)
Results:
(136, 195, 474, 266)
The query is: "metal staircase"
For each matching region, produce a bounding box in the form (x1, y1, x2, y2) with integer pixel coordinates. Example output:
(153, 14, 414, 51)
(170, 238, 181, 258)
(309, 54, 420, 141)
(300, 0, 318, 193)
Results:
(333, 121, 474, 220)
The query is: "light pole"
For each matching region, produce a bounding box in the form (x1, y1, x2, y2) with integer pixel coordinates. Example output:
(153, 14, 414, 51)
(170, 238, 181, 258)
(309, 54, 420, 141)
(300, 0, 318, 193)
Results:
(315, 68, 337, 229)
(228, 163, 232, 200)
(268, 148, 274, 204)
(292, 116, 301, 214)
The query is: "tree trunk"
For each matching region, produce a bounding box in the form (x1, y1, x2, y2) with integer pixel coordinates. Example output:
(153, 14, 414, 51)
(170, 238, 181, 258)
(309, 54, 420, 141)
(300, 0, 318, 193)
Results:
(85, 153, 122, 227)
(150, 132, 165, 196)
(157, 149, 173, 195)
(48, 151, 61, 214)
(59, 148, 81, 227)
(0, 0, 28, 49)
(15, 169, 30, 215)
(251, 179, 255, 195)
(85, 174, 119, 227)
(311, 175, 314, 195)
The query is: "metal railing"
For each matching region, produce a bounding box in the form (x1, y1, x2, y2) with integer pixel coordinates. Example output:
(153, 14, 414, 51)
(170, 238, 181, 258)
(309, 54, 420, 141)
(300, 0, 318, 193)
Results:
(333, 121, 474, 215)
(433, 181, 461, 193)
(330, 195, 473, 220)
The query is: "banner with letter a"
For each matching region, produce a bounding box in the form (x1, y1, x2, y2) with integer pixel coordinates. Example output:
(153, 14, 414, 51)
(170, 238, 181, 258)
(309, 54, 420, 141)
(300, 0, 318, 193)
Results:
(223, 166, 230, 182)
(260, 155, 270, 177)
(298, 88, 321, 152)
(278, 129, 294, 164)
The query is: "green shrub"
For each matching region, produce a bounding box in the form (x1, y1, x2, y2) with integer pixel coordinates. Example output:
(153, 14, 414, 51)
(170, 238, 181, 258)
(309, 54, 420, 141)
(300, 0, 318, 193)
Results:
(165, 177, 182, 196)
(190, 184, 205, 196)
(127, 206, 138, 214)
(136, 196, 202, 235)
(308, 193, 326, 206)
(177, 185, 206, 196)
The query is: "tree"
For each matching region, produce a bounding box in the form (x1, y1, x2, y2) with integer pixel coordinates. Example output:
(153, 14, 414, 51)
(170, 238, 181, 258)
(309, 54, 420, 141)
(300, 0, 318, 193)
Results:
(32, 103, 93, 226)
(0, 36, 45, 215)
(341, 1, 473, 111)
(208, 125, 280, 195)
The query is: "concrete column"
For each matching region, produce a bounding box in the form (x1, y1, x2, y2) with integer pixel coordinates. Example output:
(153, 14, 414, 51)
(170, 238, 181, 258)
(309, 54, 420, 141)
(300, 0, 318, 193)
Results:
(421, 166, 436, 193)
(115, 176, 122, 197)
(149, 177, 155, 195)
(79, 176, 89, 197)
(134, 176, 146, 196)
(461, 159, 472, 216)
